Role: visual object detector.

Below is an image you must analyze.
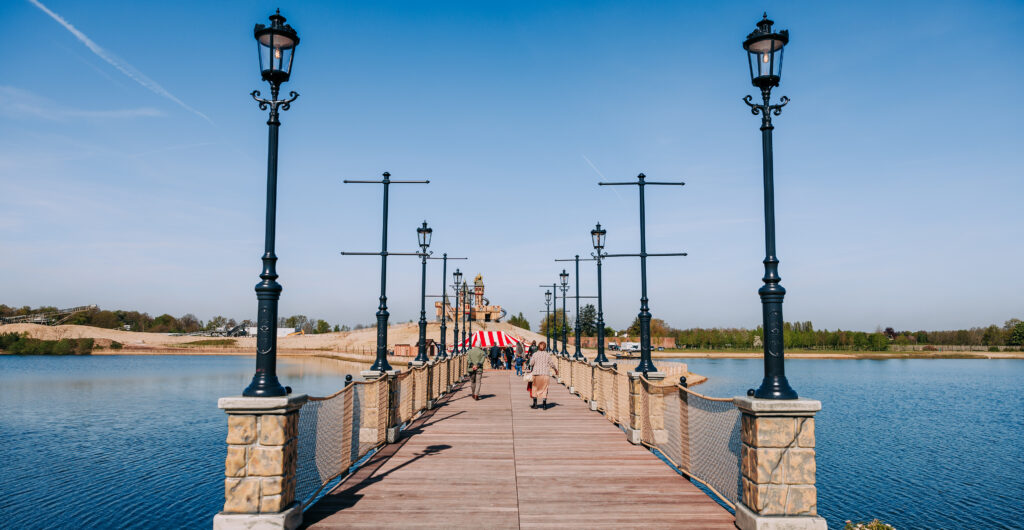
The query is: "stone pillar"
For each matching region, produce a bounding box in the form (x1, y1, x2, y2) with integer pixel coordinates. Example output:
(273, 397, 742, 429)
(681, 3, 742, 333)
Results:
(359, 369, 399, 445)
(213, 394, 306, 530)
(625, 371, 664, 445)
(733, 396, 826, 530)
(588, 362, 600, 411)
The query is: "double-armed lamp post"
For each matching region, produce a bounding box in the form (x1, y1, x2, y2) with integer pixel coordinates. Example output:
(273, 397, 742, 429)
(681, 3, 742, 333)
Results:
(598, 174, 687, 374)
(414, 222, 433, 364)
(425, 254, 467, 359)
(742, 14, 797, 400)
(340, 173, 429, 373)
(243, 10, 300, 397)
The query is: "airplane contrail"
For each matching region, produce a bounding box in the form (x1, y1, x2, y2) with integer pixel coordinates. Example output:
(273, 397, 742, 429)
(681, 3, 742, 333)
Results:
(28, 0, 212, 124)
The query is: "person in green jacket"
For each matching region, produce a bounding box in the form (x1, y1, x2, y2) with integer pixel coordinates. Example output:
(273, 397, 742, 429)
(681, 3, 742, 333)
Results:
(466, 346, 487, 400)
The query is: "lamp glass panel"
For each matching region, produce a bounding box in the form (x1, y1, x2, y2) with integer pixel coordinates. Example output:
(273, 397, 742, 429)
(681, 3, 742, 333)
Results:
(748, 39, 784, 79)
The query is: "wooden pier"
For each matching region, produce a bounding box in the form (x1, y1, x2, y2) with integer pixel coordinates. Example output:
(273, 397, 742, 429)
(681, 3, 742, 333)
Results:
(300, 370, 734, 529)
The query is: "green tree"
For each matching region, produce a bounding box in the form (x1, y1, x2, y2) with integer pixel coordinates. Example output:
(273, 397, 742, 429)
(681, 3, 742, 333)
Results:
(283, 315, 308, 330)
(1008, 321, 1024, 346)
(578, 304, 597, 336)
(508, 312, 530, 331)
(206, 315, 228, 331)
(315, 319, 331, 334)
(981, 325, 1004, 346)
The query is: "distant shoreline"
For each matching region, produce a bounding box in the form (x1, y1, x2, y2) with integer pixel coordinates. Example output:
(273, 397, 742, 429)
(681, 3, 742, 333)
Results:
(84, 347, 1024, 361)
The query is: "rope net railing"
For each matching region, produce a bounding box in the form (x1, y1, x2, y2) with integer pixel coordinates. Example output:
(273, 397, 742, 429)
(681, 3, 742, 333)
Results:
(293, 355, 464, 508)
(556, 358, 742, 510)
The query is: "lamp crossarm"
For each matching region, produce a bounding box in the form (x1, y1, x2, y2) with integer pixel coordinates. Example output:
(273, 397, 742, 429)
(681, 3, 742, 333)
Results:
(555, 258, 597, 262)
(599, 181, 686, 186)
(340, 251, 425, 256)
(427, 256, 467, 260)
(343, 179, 430, 184)
(601, 252, 688, 258)
(251, 89, 299, 112)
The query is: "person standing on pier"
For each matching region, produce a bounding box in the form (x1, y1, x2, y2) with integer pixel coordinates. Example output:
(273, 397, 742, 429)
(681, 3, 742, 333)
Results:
(528, 342, 558, 409)
(467, 345, 487, 400)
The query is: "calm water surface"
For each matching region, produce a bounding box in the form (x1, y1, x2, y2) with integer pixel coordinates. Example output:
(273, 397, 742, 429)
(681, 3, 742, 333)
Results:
(666, 358, 1024, 529)
(0, 355, 355, 529)
(2, 356, 1022, 529)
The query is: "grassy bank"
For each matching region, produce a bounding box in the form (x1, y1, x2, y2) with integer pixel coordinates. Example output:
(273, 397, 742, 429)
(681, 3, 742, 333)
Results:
(0, 332, 94, 355)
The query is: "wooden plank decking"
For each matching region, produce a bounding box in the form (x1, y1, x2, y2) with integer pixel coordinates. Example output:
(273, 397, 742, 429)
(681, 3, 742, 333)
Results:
(302, 370, 735, 529)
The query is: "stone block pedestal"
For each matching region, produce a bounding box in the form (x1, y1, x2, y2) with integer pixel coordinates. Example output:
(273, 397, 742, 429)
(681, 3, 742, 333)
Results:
(213, 394, 307, 530)
(733, 396, 826, 530)
(625, 371, 665, 445)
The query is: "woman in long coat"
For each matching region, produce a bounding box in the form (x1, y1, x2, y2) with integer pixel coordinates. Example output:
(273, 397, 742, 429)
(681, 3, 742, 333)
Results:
(528, 341, 558, 409)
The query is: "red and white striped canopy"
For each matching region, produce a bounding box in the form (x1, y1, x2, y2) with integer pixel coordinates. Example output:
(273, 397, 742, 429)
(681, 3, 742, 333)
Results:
(458, 330, 522, 348)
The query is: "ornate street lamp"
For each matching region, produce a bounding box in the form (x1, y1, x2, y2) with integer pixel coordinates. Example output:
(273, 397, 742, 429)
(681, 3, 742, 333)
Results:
(452, 269, 462, 354)
(742, 13, 797, 400)
(544, 290, 553, 350)
(243, 10, 300, 397)
(414, 222, 433, 363)
(591, 223, 610, 364)
(462, 280, 469, 352)
(559, 269, 570, 357)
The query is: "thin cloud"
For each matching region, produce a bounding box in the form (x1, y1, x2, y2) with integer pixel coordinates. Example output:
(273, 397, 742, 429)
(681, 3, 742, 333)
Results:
(27, 0, 212, 124)
(0, 86, 164, 121)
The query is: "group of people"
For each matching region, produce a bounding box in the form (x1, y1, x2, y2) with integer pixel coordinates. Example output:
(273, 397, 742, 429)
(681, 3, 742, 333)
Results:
(466, 339, 559, 410)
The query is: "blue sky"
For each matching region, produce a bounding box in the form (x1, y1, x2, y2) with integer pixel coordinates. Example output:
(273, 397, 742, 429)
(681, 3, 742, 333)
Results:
(1, 0, 1021, 332)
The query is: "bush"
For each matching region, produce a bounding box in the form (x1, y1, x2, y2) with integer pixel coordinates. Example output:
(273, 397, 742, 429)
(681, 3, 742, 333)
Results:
(988, 345, 1000, 352)
(110, 341, 123, 350)
(922, 345, 937, 352)
(0, 333, 92, 355)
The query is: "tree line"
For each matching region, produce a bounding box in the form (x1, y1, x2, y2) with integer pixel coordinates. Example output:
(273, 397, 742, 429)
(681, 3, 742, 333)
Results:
(0, 305, 352, 335)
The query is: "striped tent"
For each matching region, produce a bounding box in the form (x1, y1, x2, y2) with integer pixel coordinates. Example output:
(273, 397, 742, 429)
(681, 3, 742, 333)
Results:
(458, 330, 522, 348)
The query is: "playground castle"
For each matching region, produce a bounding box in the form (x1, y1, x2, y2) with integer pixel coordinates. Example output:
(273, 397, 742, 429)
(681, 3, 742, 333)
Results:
(435, 273, 505, 322)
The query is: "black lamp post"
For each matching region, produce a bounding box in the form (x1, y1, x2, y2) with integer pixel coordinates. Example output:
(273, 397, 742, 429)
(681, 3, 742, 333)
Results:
(414, 222, 433, 363)
(544, 290, 553, 349)
(452, 269, 462, 354)
(598, 175, 687, 374)
(462, 280, 469, 352)
(743, 13, 797, 400)
(559, 269, 570, 357)
(591, 224, 610, 364)
(243, 10, 300, 397)
(555, 255, 597, 361)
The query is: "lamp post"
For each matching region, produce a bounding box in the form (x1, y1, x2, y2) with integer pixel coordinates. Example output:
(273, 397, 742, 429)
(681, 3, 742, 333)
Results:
(414, 222, 433, 363)
(555, 255, 598, 361)
(598, 174, 687, 374)
(742, 13, 797, 400)
(462, 280, 469, 352)
(243, 10, 300, 397)
(452, 269, 462, 355)
(340, 173, 430, 374)
(559, 269, 570, 357)
(591, 224, 610, 364)
(544, 290, 553, 350)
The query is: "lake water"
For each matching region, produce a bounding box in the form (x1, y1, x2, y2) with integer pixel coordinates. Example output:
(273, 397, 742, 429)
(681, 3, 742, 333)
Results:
(0, 355, 355, 530)
(1, 355, 1021, 529)
(663, 357, 1024, 529)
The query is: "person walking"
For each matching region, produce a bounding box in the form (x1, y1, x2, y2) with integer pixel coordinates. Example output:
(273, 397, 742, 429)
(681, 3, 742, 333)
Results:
(528, 342, 558, 409)
(467, 345, 487, 400)
(489, 345, 500, 369)
(514, 351, 524, 376)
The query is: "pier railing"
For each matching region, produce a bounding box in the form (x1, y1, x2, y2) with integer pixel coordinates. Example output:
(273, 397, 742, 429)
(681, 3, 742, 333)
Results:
(294, 354, 467, 507)
(554, 356, 742, 509)
(215, 353, 467, 528)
